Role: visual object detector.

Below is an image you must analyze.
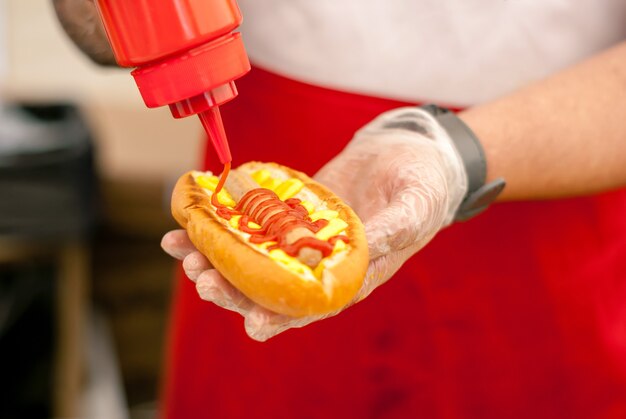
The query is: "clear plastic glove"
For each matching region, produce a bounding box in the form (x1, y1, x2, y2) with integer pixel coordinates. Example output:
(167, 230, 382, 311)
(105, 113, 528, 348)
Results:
(162, 107, 468, 341)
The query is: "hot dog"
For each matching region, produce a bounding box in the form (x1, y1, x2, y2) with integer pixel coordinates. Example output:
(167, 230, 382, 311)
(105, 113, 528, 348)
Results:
(171, 161, 368, 317)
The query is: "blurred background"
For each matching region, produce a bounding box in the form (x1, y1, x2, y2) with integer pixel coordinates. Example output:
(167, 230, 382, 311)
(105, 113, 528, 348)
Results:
(0, 1, 203, 417)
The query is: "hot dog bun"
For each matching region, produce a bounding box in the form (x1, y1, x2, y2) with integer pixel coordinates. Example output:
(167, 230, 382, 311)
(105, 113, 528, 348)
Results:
(171, 162, 368, 317)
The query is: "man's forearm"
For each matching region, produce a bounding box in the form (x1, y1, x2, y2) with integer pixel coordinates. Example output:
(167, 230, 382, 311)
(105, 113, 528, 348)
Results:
(460, 41, 626, 201)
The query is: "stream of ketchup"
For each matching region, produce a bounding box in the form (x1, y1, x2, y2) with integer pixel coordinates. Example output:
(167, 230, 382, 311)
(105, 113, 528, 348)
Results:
(210, 163, 349, 259)
(215, 161, 231, 195)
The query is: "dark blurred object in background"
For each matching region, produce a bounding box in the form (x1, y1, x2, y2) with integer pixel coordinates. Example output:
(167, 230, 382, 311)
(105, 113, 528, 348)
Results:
(0, 103, 96, 418)
(0, 103, 97, 239)
(0, 260, 55, 419)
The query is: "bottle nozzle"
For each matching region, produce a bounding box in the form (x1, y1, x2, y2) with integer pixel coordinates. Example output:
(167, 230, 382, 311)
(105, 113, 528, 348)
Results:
(198, 107, 232, 165)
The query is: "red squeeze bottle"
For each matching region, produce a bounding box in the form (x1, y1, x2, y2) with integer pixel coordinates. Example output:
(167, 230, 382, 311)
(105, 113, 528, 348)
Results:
(94, 0, 251, 165)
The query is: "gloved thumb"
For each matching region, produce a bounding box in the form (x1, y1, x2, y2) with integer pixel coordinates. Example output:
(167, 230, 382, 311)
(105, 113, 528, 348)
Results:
(364, 174, 449, 260)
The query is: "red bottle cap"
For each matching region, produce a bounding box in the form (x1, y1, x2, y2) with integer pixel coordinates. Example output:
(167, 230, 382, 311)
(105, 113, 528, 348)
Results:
(131, 32, 250, 116)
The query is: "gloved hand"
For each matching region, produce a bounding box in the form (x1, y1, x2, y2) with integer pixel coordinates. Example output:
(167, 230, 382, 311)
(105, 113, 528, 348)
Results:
(162, 107, 468, 341)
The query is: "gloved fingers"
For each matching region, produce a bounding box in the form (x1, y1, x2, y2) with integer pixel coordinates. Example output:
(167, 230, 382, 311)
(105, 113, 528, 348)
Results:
(194, 271, 329, 342)
(182, 251, 213, 282)
(243, 306, 295, 342)
(195, 269, 258, 316)
(241, 251, 423, 343)
(194, 269, 317, 341)
(161, 229, 198, 260)
(243, 306, 327, 342)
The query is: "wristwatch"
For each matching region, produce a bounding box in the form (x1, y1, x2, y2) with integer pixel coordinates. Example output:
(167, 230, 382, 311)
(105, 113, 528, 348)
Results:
(420, 104, 506, 221)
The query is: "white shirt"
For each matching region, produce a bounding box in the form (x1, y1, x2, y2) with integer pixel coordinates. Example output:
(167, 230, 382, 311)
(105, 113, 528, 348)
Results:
(239, 0, 626, 106)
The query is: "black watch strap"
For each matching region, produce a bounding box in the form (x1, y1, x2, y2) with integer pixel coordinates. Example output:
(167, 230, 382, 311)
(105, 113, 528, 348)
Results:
(420, 104, 505, 221)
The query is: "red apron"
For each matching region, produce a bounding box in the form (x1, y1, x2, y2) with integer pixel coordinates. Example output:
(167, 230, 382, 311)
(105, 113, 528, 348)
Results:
(162, 67, 626, 419)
